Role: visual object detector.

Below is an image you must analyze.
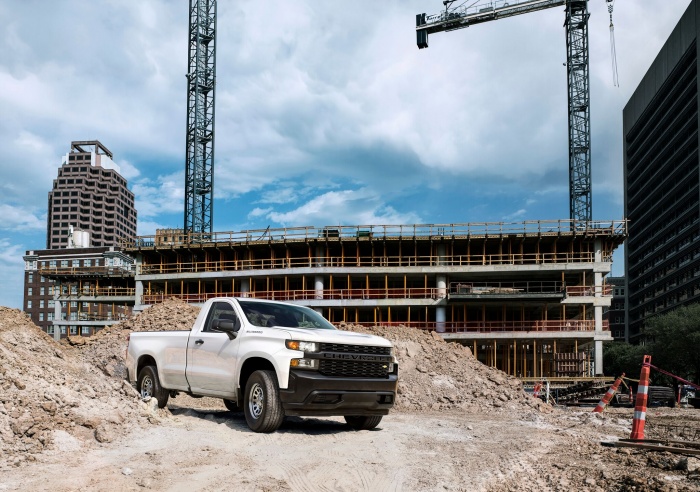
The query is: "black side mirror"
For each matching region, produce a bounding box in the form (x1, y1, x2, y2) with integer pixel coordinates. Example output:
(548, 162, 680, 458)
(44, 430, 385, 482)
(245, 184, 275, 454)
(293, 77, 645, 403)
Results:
(212, 317, 241, 340)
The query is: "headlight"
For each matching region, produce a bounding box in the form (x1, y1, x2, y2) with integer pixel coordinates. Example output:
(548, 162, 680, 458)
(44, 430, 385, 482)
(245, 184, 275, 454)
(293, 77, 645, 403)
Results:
(290, 358, 319, 370)
(285, 340, 318, 352)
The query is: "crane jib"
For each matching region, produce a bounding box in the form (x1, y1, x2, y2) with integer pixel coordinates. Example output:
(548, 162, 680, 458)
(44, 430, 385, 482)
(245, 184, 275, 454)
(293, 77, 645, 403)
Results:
(417, 0, 567, 34)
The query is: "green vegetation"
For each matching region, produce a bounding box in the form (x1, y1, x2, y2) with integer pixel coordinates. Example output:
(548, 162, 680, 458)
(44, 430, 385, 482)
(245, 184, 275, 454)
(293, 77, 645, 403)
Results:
(605, 303, 700, 385)
(602, 340, 645, 381)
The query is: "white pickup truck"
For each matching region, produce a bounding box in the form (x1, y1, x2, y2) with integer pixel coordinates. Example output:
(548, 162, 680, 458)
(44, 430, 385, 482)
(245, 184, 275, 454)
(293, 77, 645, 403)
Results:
(125, 297, 398, 433)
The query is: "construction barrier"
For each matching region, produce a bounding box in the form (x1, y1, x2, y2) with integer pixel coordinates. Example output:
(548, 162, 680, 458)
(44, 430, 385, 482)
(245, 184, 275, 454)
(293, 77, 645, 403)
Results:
(630, 355, 651, 440)
(532, 381, 543, 399)
(593, 373, 625, 413)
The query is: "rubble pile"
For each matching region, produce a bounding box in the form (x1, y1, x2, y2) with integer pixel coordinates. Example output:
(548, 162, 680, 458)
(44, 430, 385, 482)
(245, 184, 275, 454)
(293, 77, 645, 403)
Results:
(66, 298, 201, 378)
(338, 323, 549, 413)
(0, 298, 545, 466)
(0, 307, 147, 465)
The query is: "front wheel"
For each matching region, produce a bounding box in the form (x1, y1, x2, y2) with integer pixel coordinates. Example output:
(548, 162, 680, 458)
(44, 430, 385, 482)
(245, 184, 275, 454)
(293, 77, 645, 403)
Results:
(344, 415, 383, 430)
(244, 370, 284, 433)
(137, 365, 169, 408)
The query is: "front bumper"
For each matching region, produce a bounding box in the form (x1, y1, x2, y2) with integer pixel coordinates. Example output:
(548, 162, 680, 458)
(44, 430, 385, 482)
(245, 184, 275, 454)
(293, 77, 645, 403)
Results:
(279, 370, 398, 417)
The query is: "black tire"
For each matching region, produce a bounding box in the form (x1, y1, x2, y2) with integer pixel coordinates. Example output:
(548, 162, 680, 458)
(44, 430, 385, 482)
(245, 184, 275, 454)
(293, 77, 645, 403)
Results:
(344, 415, 383, 430)
(137, 365, 169, 408)
(244, 370, 284, 433)
(223, 399, 241, 412)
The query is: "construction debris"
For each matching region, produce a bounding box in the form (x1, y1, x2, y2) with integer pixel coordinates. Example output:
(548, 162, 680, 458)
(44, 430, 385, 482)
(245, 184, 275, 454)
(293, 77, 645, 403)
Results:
(338, 322, 549, 413)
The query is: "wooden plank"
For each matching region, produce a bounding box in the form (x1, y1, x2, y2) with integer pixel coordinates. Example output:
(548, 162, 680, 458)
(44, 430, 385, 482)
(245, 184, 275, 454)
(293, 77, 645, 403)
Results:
(602, 440, 700, 455)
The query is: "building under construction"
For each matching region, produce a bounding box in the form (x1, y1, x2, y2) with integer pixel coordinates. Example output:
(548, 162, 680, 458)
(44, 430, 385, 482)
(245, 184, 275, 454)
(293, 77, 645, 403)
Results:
(120, 219, 625, 378)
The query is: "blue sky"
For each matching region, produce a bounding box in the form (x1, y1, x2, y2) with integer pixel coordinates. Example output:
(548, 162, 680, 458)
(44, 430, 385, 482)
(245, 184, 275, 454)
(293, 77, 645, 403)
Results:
(0, 0, 692, 309)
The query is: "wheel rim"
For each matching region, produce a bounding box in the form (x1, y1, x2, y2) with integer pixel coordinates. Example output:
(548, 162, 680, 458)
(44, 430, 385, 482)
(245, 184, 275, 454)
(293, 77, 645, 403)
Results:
(249, 382, 264, 419)
(141, 375, 153, 399)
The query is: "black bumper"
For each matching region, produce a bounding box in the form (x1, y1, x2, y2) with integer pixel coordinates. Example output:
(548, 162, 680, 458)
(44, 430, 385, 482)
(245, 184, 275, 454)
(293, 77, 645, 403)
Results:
(279, 370, 398, 417)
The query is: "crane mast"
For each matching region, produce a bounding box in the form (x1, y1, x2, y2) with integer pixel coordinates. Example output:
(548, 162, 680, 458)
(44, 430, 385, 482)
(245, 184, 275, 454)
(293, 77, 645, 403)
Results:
(184, 0, 217, 235)
(417, 0, 592, 223)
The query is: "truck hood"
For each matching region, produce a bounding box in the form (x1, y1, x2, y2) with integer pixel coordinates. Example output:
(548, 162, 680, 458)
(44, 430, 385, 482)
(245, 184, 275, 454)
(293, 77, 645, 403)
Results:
(281, 327, 392, 348)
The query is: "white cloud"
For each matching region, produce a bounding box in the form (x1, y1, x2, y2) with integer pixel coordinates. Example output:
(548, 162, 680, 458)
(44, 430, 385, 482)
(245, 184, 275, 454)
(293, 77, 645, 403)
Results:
(248, 207, 273, 218)
(502, 209, 527, 221)
(266, 188, 422, 226)
(0, 238, 26, 309)
(131, 173, 184, 218)
(0, 205, 45, 232)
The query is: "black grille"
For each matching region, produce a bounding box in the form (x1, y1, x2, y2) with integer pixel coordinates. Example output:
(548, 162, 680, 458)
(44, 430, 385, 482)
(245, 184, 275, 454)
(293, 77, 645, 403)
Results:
(319, 360, 390, 378)
(319, 343, 391, 355)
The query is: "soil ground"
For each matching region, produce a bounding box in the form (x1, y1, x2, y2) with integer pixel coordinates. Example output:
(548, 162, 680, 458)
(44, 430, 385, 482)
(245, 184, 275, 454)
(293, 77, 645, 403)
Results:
(2, 401, 700, 491)
(2, 300, 700, 491)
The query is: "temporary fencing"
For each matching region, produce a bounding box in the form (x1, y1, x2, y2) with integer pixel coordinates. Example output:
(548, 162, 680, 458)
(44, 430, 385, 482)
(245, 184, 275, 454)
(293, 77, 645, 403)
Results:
(592, 373, 624, 413)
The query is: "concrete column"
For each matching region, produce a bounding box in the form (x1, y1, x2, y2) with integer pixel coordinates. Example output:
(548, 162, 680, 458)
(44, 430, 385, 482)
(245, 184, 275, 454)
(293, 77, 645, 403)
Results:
(436, 243, 447, 333)
(53, 291, 61, 342)
(315, 245, 326, 267)
(436, 306, 446, 333)
(315, 276, 324, 300)
(240, 278, 250, 297)
(437, 244, 447, 266)
(594, 339, 603, 376)
(593, 238, 604, 374)
(314, 244, 325, 301)
(134, 280, 144, 311)
(436, 274, 447, 334)
(436, 275, 447, 298)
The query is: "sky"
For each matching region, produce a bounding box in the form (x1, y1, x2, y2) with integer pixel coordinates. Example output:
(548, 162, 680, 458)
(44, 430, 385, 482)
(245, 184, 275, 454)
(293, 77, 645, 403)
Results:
(0, 0, 693, 309)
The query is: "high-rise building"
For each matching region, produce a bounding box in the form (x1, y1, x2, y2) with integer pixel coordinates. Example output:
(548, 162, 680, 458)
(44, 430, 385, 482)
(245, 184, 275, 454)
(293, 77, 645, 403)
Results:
(23, 140, 138, 339)
(605, 276, 626, 342)
(623, 0, 700, 342)
(47, 140, 137, 249)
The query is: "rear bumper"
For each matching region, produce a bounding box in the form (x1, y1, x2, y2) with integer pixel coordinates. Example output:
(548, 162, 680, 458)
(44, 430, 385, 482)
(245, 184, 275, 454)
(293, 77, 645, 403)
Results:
(279, 370, 398, 417)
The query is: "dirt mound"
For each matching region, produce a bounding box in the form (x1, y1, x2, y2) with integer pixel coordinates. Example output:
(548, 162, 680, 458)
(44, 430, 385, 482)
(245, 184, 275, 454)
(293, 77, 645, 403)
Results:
(0, 307, 151, 467)
(66, 297, 201, 378)
(338, 323, 548, 413)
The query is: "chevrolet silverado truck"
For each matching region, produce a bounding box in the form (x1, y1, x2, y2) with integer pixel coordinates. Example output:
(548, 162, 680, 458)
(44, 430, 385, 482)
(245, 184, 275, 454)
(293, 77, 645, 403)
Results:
(125, 297, 398, 433)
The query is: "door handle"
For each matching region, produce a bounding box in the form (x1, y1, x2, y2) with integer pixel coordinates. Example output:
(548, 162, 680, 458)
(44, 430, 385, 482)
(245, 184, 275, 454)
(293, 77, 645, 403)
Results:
(194, 339, 204, 345)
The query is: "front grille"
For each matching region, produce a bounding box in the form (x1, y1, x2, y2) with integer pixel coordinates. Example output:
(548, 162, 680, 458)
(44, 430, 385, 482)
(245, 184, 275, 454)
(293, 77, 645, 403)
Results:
(319, 359, 390, 378)
(319, 343, 391, 355)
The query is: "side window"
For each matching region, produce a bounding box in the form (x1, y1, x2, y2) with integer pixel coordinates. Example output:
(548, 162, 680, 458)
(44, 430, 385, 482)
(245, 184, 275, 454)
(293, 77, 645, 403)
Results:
(203, 301, 238, 333)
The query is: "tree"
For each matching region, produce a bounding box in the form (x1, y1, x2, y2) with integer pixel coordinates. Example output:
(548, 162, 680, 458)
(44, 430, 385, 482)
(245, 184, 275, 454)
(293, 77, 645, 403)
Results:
(603, 341, 645, 379)
(645, 303, 700, 385)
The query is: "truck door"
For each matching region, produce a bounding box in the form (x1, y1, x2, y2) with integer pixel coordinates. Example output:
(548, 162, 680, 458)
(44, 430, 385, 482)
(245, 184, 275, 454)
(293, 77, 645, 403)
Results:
(186, 301, 241, 396)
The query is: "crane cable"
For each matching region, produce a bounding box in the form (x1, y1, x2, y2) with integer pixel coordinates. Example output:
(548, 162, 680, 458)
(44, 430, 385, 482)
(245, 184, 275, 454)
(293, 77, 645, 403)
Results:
(607, 0, 619, 87)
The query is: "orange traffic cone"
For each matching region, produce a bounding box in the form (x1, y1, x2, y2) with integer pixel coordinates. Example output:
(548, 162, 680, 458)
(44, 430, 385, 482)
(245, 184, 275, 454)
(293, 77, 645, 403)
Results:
(593, 373, 625, 413)
(630, 355, 651, 440)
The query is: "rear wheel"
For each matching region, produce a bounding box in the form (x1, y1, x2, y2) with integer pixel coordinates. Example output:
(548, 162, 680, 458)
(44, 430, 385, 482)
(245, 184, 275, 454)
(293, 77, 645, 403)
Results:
(137, 365, 169, 408)
(344, 415, 383, 430)
(244, 370, 284, 433)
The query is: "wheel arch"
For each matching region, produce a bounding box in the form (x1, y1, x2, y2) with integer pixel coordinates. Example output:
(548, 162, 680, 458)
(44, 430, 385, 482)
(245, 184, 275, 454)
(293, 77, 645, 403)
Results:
(137, 355, 158, 381)
(239, 356, 278, 395)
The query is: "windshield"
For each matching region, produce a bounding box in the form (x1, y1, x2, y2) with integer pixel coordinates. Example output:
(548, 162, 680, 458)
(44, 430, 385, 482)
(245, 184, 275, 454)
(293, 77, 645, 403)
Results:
(238, 300, 336, 330)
